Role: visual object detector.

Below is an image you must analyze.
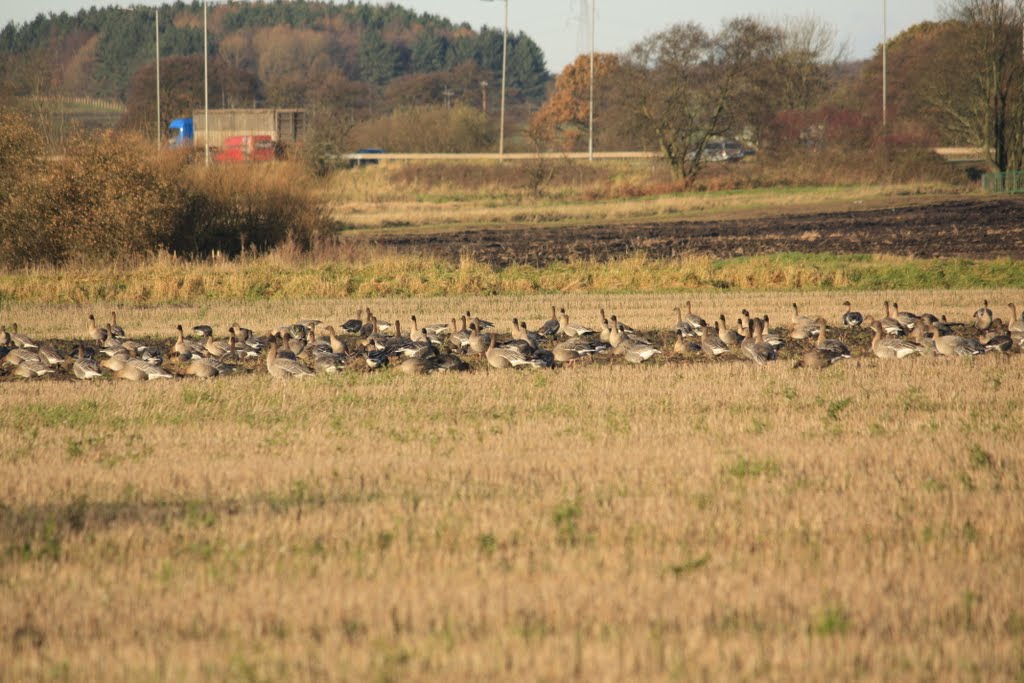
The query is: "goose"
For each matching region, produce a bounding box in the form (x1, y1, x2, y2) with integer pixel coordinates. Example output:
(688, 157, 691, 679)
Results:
(683, 301, 707, 330)
(183, 357, 227, 379)
(789, 315, 821, 341)
(870, 321, 919, 359)
(597, 315, 613, 343)
(752, 319, 778, 364)
(974, 300, 993, 331)
(358, 313, 379, 338)
(174, 325, 204, 358)
(397, 356, 435, 375)
(230, 322, 256, 342)
(979, 330, 1013, 353)
(0, 325, 10, 346)
(311, 350, 346, 373)
(673, 329, 701, 355)
(877, 302, 908, 336)
(814, 318, 851, 358)
(718, 314, 744, 348)
(552, 345, 584, 366)
(622, 342, 661, 364)
(37, 344, 64, 367)
(8, 324, 37, 349)
(841, 301, 863, 327)
(466, 311, 494, 331)
(323, 326, 349, 355)
(126, 358, 173, 379)
(204, 334, 234, 358)
(108, 311, 125, 338)
(467, 323, 491, 355)
(433, 353, 470, 372)
(672, 307, 698, 337)
(88, 314, 108, 343)
(113, 364, 150, 382)
(518, 321, 542, 350)
(2, 347, 42, 367)
(537, 306, 560, 338)
(450, 317, 472, 350)
(266, 340, 315, 378)
(1008, 303, 1024, 334)
(100, 353, 130, 373)
(794, 346, 844, 369)
(14, 360, 56, 378)
(192, 324, 214, 338)
(558, 308, 595, 337)
(365, 348, 389, 370)
(340, 308, 365, 334)
(758, 319, 784, 350)
(72, 343, 102, 380)
(485, 333, 540, 369)
(791, 302, 817, 327)
(892, 302, 919, 330)
(930, 323, 985, 357)
(557, 335, 607, 355)
(700, 325, 729, 359)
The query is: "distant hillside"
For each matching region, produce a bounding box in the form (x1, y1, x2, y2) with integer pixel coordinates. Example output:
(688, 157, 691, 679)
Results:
(0, 1, 549, 109)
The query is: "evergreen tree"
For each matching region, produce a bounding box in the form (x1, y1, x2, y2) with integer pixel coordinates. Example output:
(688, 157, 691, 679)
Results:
(358, 29, 401, 85)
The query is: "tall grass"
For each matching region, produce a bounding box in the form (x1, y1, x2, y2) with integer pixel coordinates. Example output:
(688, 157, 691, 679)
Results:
(2, 248, 1022, 305)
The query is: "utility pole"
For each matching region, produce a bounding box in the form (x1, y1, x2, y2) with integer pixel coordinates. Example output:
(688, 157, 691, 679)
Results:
(882, 0, 888, 128)
(481, 0, 508, 158)
(155, 7, 160, 151)
(442, 86, 454, 109)
(203, 0, 210, 166)
(480, 80, 488, 113)
(588, 0, 595, 161)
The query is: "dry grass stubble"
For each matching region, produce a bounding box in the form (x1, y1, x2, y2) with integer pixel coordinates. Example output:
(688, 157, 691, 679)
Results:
(1, 292, 1023, 681)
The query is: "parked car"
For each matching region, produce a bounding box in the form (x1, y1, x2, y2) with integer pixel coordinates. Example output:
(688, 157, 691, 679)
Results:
(702, 140, 748, 162)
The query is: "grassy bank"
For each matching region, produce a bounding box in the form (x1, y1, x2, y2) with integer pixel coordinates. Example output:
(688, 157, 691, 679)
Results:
(2, 250, 1023, 305)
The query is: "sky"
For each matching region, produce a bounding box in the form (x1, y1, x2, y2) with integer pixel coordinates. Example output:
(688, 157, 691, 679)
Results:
(1, 0, 941, 73)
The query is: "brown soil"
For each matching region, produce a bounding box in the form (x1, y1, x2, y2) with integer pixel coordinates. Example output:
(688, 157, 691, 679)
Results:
(354, 198, 1024, 266)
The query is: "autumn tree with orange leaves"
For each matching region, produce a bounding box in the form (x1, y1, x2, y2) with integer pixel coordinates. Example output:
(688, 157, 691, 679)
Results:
(530, 53, 621, 150)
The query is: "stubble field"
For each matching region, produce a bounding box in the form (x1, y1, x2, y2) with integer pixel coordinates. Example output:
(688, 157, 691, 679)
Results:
(2, 290, 1023, 681)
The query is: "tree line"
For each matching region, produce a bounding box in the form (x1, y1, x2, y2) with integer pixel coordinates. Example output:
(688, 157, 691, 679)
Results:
(2, 0, 1023, 180)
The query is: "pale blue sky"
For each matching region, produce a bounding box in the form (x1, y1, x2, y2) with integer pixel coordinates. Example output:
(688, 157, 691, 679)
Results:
(1, 0, 939, 72)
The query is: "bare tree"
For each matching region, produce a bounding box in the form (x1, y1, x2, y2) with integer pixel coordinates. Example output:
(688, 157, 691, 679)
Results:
(936, 0, 1024, 171)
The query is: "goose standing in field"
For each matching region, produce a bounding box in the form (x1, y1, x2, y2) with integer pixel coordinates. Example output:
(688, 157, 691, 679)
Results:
(672, 307, 698, 337)
(974, 299, 993, 331)
(794, 344, 845, 369)
(340, 308, 365, 334)
(173, 325, 203, 359)
(537, 306, 560, 339)
(700, 325, 729, 359)
(877, 301, 908, 336)
(683, 301, 707, 331)
(841, 301, 863, 327)
(718, 314, 744, 348)
(1007, 303, 1024, 334)
(183, 356, 229, 379)
(108, 311, 125, 338)
(789, 314, 821, 341)
(870, 321, 920, 359)
(2, 347, 42, 367)
(979, 330, 1014, 353)
(450, 316, 472, 351)
(87, 314, 108, 343)
(467, 323, 491, 355)
(266, 340, 315, 378)
(673, 329, 702, 355)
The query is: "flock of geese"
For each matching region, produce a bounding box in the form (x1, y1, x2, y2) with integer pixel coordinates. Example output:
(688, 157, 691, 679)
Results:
(1, 300, 1022, 381)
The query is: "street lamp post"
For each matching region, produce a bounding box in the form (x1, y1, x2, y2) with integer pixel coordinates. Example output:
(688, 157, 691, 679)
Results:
(482, 0, 508, 159)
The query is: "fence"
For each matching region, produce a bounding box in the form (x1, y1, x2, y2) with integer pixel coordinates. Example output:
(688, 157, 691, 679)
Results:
(982, 171, 1024, 194)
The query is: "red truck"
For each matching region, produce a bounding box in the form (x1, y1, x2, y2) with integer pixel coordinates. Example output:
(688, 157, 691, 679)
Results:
(213, 135, 278, 163)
